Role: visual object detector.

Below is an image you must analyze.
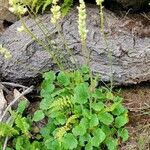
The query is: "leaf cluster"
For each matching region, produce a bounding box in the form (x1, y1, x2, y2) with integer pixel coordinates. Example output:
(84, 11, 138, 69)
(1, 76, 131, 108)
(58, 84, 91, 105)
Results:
(0, 66, 129, 150)
(36, 66, 129, 150)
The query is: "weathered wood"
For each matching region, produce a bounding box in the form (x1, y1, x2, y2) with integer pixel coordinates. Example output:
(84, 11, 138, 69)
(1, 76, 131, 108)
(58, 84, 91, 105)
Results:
(0, 4, 150, 85)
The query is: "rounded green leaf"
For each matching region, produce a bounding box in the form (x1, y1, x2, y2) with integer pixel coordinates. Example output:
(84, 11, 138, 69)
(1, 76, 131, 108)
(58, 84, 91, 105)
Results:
(105, 137, 118, 150)
(80, 65, 90, 74)
(91, 128, 106, 147)
(89, 114, 99, 128)
(74, 83, 89, 104)
(98, 112, 114, 125)
(79, 133, 91, 146)
(43, 71, 56, 83)
(57, 72, 70, 86)
(62, 133, 78, 149)
(106, 92, 114, 100)
(80, 117, 89, 129)
(112, 104, 127, 116)
(17, 100, 28, 114)
(85, 142, 93, 150)
(115, 114, 129, 128)
(91, 101, 104, 112)
(118, 128, 129, 142)
(41, 81, 55, 93)
(45, 138, 61, 150)
(40, 97, 53, 110)
(101, 125, 111, 136)
(72, 124, 86, 136)
(33, 110, 45, 122)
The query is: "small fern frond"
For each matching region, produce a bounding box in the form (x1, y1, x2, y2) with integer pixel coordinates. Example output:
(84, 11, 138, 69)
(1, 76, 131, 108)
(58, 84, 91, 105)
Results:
(49, 96, 73, 112)
(61, 0, 73, 16)
(42, 0, 53, 13)
(54, 115, 78, 141)
(14, 114, 30, 136)
(66, 115, 78, 127)
(54, 125, 71, 140)
(0, 123, 19, 137)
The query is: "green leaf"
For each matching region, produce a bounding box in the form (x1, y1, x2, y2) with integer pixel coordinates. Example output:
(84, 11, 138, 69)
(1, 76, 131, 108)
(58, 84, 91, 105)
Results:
(33, 110, 45, 122)
(72, 124, 86, 136)
(93, 89, 106, 101)
(91, 101, 104, 112)
(106, 92, 114, 100)
(79, 133, 91, 146)
(80, 65, 90, 74)
(40, 121, 56, 138)
(112, 104, 127, 116)
(57, 72, 70, 86)
(91, 128, 106, 147)
(40, 97, 53, 110)
(82, 109, 91, 119)
(45, 138, 61, 150)
(80, 117, 89, 129)
(42, 0, 52, 13)
(98, 112, 114, 125)
(101, 125, 111, 136)
(43, 71, 56, 83)
(61, 0, 73, 16)
(55, 114, 66, 125)
(118, 128, 129, 142)
(89, 114, 99, 128)
(15, 136, 31, 150)
(73, 71, 83, 84)
(17, 100, 28, 114)
(105, 101, 121, 112)
(62, 133, 78, 149)
(74, 83, 89, 104)
(31, 141, 43, 149)
(105, 137, 118, 150)
(85, 142, 93, 150)
(15, 115, 30, 135)
(41, 81, 55, 93)
(115, 114, 129, 128)
(0, 123, 19, 137)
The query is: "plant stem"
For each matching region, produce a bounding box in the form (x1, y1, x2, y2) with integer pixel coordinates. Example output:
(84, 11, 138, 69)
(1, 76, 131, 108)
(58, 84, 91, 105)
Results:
(99, 4, 113, 91)
(20, 17, 64, 71)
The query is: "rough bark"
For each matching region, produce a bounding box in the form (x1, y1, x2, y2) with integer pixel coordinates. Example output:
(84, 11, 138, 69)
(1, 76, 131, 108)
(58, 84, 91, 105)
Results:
(0, 4, 150, 85)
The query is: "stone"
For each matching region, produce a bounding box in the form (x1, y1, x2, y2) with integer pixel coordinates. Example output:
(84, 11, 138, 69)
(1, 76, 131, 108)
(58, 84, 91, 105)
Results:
(0, 4, 150, 85)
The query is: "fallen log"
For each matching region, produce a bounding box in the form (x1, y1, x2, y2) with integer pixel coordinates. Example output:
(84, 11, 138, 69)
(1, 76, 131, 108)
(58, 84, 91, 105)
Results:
(0, 4, 150, 85)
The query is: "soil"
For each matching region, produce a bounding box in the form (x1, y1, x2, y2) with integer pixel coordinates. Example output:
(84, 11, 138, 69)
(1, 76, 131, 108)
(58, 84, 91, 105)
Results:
(120, 82, 150, 150)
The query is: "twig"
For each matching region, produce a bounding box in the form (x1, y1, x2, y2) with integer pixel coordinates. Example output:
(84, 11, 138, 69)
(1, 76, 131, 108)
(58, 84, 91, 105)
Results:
(0, 83, 11, 94)
(2, 116, 13, 150)
(1, 82, 29, 89)
(2, 137, 8, 150)
(0, 86, 34, 122)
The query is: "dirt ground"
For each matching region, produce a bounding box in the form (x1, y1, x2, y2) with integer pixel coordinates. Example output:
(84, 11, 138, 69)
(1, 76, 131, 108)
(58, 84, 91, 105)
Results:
(120, 82, 150, 150)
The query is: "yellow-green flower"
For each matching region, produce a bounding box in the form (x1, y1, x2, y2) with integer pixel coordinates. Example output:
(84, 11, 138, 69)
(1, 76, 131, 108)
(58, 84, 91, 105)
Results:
(96, 0, 104, 5)
(77, 0, 88, 42)
(0, 44, 12, 59)
(17, 25, 25, 32)
(51, 0, 61, 24)
(9, 0, 27, 15)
